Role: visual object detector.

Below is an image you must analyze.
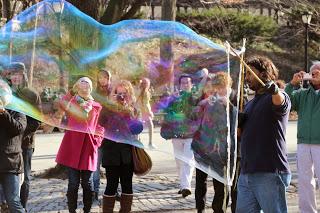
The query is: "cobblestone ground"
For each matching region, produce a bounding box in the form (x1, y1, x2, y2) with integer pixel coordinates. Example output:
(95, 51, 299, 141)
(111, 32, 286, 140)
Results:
(27, 174, 303, 213)
(26, 153, 320, 213)
(27, 174, 214, 213)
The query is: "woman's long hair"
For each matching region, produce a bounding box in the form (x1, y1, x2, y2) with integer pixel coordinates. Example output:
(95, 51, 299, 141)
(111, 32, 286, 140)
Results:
(97, 69, 112, 97)
(113, 80, 136, 106)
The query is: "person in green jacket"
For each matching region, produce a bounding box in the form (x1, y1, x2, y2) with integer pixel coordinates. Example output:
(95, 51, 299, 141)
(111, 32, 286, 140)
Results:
(285, 62, 320, 213)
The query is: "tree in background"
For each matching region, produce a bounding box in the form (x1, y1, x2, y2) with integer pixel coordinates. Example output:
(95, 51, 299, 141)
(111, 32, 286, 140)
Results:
(0, 0, 145, 24)
(176, 0, 320, 81)
(160, 0, 177, 91)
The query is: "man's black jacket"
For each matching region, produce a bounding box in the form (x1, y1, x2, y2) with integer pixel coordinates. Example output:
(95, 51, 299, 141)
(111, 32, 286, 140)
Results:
(0, 109, 27, 174)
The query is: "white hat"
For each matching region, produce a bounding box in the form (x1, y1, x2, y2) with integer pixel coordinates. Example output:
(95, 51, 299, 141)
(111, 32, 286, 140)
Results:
(77, 77, 93, 92)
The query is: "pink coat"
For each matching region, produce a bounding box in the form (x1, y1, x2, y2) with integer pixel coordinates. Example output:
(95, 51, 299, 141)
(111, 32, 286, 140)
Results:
(56, 93, 104, 171)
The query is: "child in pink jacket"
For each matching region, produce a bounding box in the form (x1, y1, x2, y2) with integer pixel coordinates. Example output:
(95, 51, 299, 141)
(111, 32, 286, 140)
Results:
(56, 77, 104, 213)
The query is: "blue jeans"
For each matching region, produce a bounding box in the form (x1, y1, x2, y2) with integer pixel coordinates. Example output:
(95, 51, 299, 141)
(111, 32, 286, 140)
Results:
(20, 148, 33, 209)
(0, 173, 25, 212)
(236, 172, 291, 213)
(92, 148, 102, 193)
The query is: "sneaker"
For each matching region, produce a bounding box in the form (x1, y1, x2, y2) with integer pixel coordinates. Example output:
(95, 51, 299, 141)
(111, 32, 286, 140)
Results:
(181, 189, 191, 198)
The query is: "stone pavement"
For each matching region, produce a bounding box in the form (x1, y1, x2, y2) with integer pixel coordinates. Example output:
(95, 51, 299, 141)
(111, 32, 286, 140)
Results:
(28, 174, 212, 213)
(26, 153, 320, 213)
(26, 122, 320, 213)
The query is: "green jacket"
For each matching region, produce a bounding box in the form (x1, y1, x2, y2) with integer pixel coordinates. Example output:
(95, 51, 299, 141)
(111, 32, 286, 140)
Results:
(285, 83, 320, 144)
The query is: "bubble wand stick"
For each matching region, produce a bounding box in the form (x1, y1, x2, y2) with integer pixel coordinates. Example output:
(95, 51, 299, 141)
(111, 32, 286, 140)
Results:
(239, 38, 246, 112)
(225, 41, 265, 87)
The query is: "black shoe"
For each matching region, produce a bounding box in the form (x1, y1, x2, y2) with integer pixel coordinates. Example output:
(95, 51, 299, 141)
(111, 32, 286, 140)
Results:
(181, 189, 191, 198)
(178, 189, 182, 194)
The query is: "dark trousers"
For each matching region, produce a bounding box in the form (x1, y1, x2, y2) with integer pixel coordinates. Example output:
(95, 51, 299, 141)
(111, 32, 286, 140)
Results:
(195, 159, 240, 213)
(67, 167, 93, 212)
(104, 164, 133, 196)
(20, 148, 33, 209)
(67, 168, 93, 194)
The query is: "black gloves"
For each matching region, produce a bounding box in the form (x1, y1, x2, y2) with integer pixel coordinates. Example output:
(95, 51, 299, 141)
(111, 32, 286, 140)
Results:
(264, 81, 279, 95)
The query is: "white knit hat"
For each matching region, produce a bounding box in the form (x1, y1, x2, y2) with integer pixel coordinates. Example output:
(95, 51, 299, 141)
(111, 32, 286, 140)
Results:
(77, 77, 93, 92)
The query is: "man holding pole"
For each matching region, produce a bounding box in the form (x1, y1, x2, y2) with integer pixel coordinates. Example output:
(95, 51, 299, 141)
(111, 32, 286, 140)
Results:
(236, 55, 291, 213)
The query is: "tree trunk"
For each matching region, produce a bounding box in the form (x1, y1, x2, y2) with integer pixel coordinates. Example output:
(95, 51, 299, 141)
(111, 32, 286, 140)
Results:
(100, 0, 126, 24)
(100, 0, 144, 25)
(160, 0, 176, 91)
(1, 0, 11, 22)
(67, 0, 99, 20)
(161, 0, 176, 21)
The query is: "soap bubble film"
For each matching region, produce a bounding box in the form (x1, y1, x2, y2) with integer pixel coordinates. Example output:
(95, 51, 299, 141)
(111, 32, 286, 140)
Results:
(0, 0, 242, 185)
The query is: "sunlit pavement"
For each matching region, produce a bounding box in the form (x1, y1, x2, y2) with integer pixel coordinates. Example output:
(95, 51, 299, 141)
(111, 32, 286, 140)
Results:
(27, 121, 319, 212)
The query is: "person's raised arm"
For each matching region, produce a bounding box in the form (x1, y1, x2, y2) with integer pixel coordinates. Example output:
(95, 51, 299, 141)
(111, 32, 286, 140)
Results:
(285, 71, 305, 111)
(264, 81, 284, 106)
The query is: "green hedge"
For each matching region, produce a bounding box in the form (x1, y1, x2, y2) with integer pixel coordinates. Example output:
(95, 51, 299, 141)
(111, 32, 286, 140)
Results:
(177, 7, 279, 44)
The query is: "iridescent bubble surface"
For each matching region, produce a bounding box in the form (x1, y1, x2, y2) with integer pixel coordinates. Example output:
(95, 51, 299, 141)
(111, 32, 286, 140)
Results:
(0, 0, 242, 185)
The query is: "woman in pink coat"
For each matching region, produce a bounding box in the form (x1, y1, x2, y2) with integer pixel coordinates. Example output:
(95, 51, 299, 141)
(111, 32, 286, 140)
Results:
(56, 77, 103, 213)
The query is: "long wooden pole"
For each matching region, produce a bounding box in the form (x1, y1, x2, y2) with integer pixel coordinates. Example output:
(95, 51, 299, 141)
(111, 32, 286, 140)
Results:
(239, 38, 246, 112)
(227, 42, 265, 87)
(29, 4, 39, 88)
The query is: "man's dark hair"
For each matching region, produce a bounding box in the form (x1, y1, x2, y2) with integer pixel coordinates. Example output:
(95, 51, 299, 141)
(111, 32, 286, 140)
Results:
(178, 74, 193, 85)
(246, 56, 279, 82)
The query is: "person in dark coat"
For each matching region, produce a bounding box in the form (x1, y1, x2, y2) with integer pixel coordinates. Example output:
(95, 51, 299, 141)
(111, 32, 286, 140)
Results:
(19, 87, 42, 210)
(4, 62, 42, 210)
(192, 72, 238, 213)
(100, 80, 140, 213)
(0, 79, 27, 213)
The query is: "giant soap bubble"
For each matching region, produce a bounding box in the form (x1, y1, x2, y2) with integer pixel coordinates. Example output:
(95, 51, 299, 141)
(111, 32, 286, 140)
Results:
(0, 79, 12, 109)
(0, 0, 243, 185)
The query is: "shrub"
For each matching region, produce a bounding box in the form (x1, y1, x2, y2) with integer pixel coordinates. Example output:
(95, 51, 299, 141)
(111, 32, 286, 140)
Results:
(176, 7, 279, 44)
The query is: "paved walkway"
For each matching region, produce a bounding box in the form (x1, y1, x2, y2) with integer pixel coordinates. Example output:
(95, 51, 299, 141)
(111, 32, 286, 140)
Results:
(26, 123, 320, 213)
(28, 174, 203, 213)
(26, 153, 320, 213)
